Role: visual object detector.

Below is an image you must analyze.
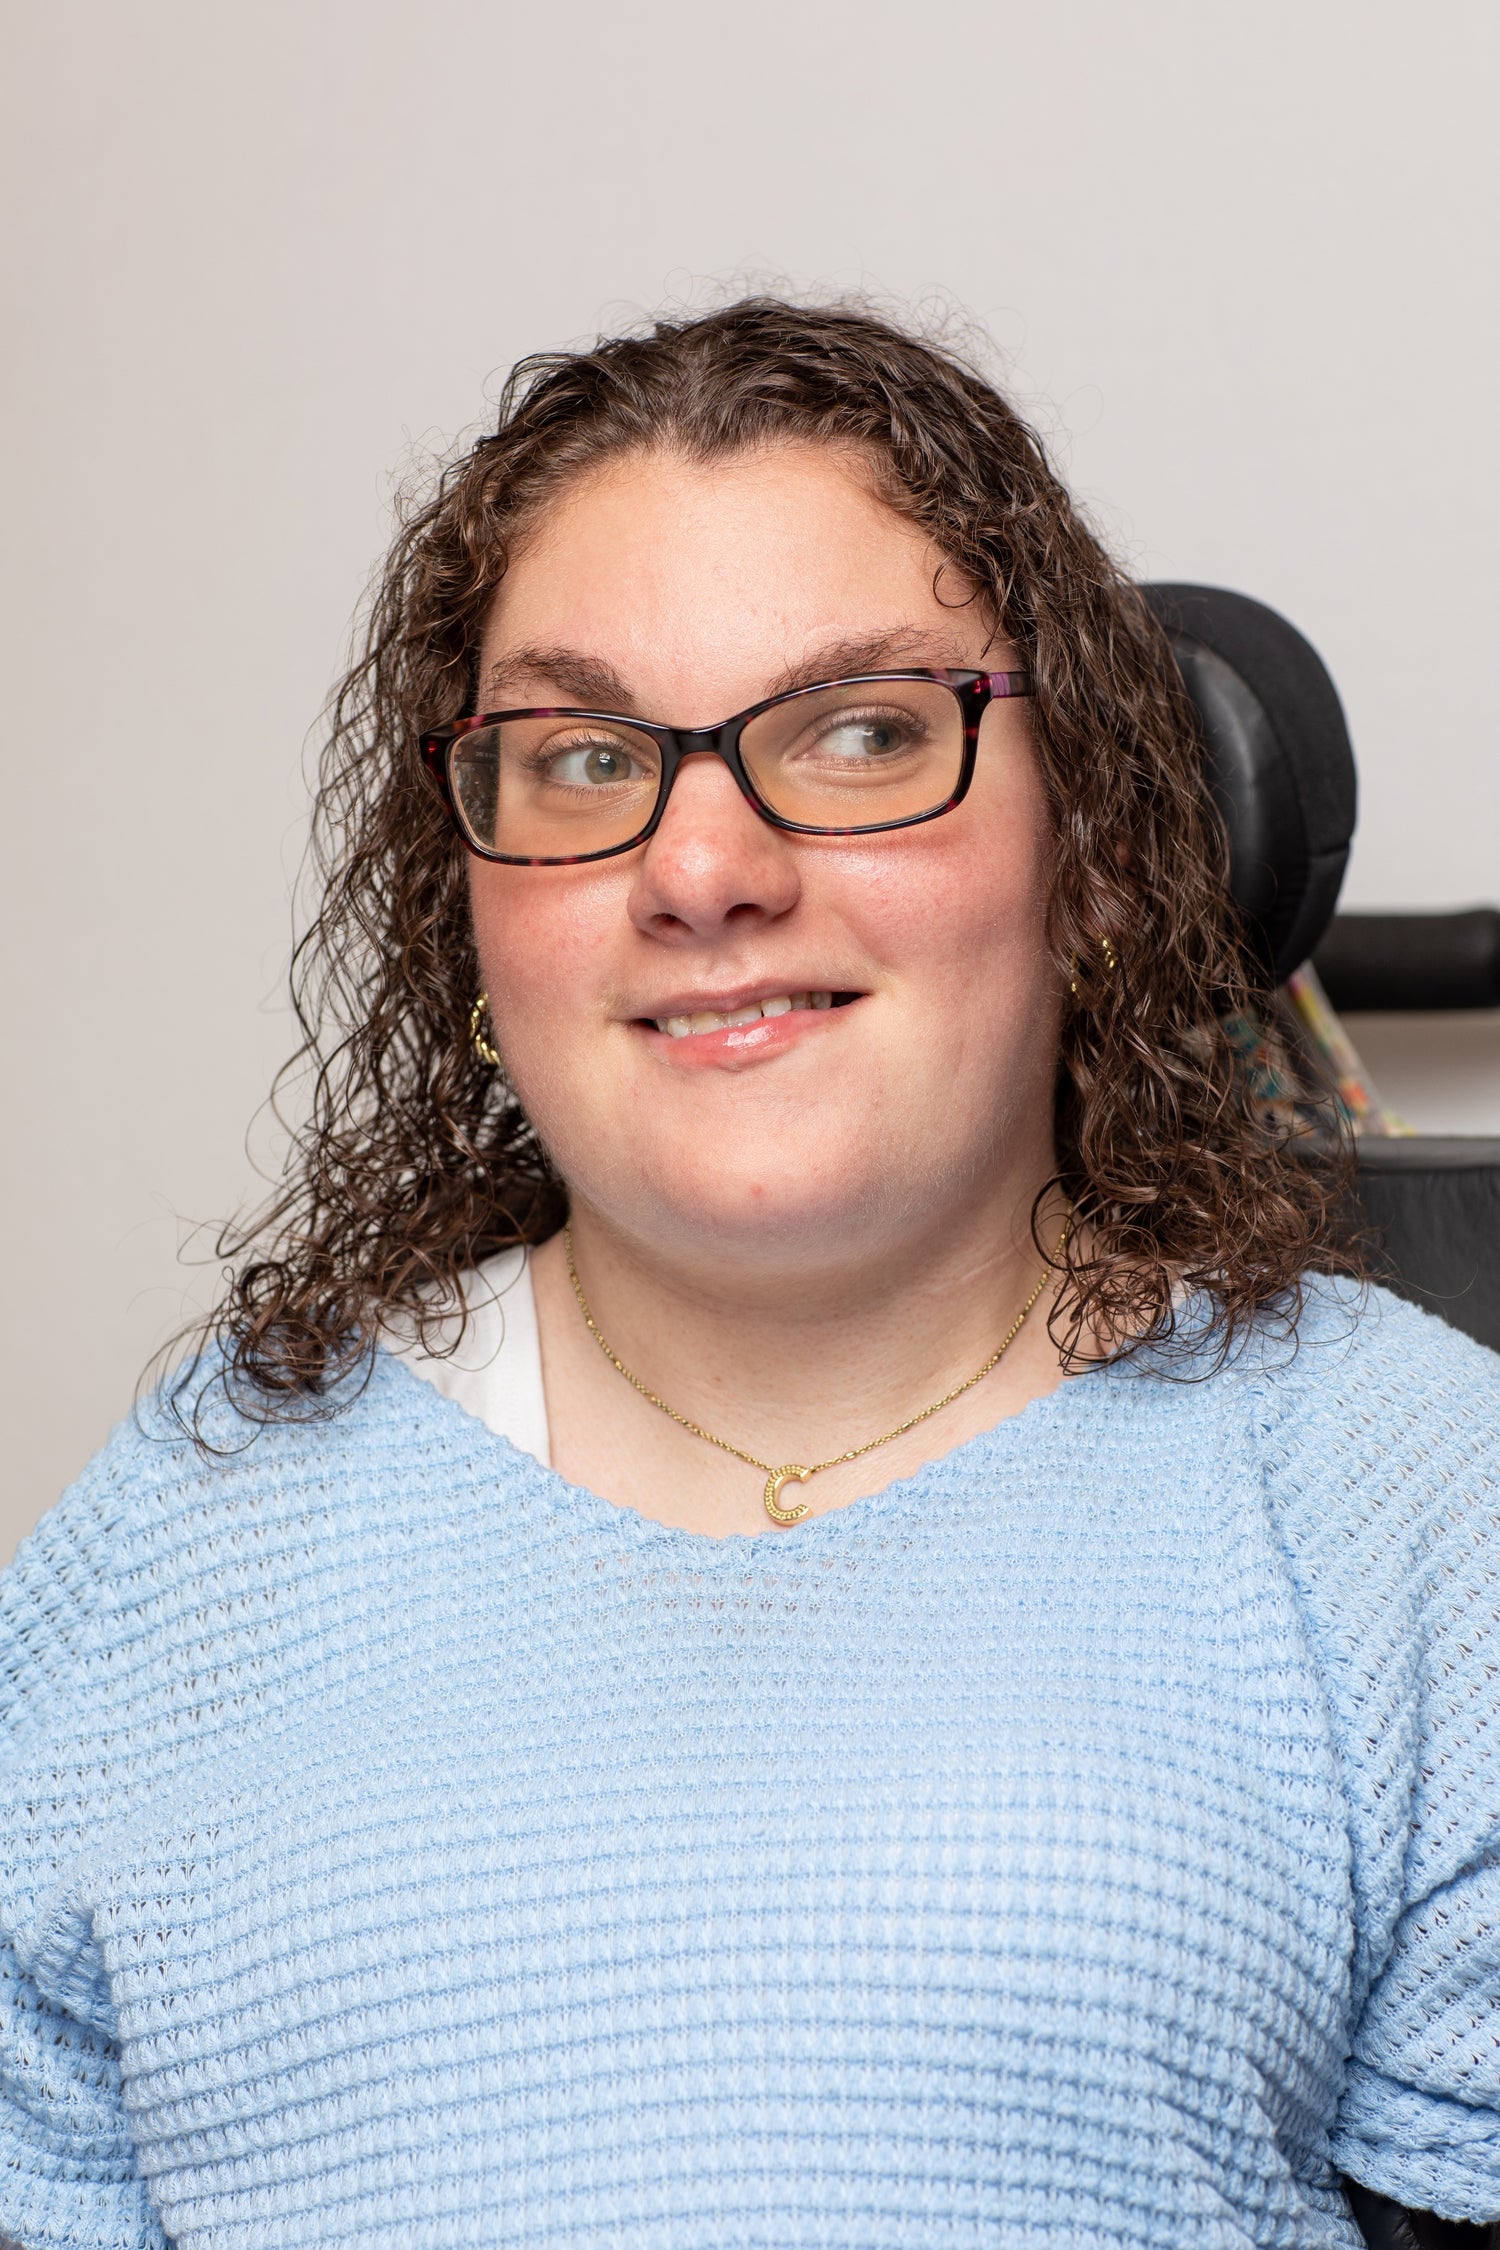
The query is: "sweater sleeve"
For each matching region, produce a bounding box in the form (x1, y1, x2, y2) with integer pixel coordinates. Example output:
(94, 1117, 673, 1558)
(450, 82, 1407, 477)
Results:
(1256, 1283, 1500, 2226)
(0, 1433, 171, 2250)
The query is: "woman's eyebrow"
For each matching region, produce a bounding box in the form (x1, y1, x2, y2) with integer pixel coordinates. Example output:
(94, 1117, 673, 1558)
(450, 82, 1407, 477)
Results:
(481, 628, 976, 717)
(482, 646, 636, 709)
(764, 629, 974, 697)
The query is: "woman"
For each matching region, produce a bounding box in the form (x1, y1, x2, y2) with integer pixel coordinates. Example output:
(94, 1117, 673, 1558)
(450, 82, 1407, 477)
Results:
(2, 300, 1496, 2250)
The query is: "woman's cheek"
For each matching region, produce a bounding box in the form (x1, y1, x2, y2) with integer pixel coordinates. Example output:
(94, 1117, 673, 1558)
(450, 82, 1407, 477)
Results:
(471, 871, 616, 1043)
(853, 819, 1049, 1012)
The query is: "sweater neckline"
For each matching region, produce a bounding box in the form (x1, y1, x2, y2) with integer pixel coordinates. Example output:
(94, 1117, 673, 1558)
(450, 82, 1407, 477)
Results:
(376, 1336, 1116, 1564)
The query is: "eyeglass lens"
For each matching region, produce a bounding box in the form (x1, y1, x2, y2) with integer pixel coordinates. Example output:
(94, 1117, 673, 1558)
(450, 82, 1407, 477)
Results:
(448, 679, 970, 858)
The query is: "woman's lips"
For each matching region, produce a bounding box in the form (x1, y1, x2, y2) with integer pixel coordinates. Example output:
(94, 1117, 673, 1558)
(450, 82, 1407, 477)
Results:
(634, 991, 860, 1069)
(655, 990, 834, 1037)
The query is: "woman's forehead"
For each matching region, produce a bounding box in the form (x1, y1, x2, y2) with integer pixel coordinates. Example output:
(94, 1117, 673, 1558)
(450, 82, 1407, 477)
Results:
(479, 446, 995, 709)
(488, 445, 945, 621)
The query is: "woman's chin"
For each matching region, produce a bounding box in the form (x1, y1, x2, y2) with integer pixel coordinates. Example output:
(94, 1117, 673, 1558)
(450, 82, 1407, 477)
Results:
(569, 1153, 940, 1275)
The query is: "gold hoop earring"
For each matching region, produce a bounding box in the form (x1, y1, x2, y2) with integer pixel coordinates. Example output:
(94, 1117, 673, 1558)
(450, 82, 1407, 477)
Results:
(469, 992, 503, 1069)
(1069, 939, 1119, 999)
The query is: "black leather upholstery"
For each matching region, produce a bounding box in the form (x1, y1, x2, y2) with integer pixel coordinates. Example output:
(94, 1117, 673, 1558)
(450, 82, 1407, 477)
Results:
(1143, 582, 1358, 982)
(1317, 910, 1500, 1012)
(1353, 1137, 1500, 1352)
(1344, 2176, 1499, 2247)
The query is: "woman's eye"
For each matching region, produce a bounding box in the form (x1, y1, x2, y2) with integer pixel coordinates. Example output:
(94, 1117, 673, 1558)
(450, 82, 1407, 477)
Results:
(813, 712, 921, 761)
(544, 739, 641, 787)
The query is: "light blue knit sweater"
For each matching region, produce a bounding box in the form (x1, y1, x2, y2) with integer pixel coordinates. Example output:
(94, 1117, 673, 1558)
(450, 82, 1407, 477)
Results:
(2, 1280, 1498, 2250)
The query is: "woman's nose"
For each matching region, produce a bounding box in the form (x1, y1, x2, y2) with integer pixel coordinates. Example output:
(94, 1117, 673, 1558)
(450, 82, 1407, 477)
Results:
(626, 752, 801, 939)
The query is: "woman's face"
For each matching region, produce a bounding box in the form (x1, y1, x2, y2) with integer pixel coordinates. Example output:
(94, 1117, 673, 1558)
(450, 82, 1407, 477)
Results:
(470, 443, 1062, 1273)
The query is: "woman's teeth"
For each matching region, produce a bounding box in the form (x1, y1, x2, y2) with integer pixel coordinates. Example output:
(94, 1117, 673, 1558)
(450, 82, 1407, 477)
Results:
(655, 992, 835, 1037)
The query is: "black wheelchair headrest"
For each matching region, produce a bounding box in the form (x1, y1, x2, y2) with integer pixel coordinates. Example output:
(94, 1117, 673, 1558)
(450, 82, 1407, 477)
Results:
(1143, 583, 1357, 983)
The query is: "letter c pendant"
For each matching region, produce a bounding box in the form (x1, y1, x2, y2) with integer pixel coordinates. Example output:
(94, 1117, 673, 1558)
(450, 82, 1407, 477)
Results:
(764, 1465, 812, 1526)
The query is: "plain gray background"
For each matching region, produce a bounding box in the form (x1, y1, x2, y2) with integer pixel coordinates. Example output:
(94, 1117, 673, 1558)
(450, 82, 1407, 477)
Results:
(3, 0, 1497, 1561)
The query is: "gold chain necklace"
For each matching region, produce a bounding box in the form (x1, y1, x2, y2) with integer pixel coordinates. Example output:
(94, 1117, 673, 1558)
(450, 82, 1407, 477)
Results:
(564, 1215, 1071, 1526)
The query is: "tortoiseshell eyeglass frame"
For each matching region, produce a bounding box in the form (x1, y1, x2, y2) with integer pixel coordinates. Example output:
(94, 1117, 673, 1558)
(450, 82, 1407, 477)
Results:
(419, 668, 1033, 867)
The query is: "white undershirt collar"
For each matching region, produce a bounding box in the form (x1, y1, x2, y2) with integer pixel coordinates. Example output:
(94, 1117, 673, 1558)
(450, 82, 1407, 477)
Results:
(384, 1247, 551, 1467)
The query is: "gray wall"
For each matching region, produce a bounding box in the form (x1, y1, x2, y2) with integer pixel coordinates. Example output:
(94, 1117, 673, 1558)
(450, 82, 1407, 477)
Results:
(3, 0, 1497, 1561)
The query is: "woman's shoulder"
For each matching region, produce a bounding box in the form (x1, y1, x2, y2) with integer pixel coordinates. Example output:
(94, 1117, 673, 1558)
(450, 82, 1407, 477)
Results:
(1221, 1276, 1500, 1610)
(1222, 1285, 1500, 2040)
(1109, 1274, 1498, 1526)
(1249, 1289, 1500, 2203)
(1236, 1273, 1500, 1497)
(1146, 1279, 1500, 1728)
(3, 1338, 529, 1740)
(21, 1333, 451, 1528)
(1, 1339, 548, 1955)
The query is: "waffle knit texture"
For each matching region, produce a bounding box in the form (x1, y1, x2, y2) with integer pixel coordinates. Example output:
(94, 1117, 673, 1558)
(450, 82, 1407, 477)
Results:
(2, 1279, 1498, 2250)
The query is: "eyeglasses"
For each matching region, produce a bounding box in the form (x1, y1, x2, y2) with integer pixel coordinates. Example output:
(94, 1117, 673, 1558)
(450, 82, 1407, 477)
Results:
(421, 669, 1032, 865)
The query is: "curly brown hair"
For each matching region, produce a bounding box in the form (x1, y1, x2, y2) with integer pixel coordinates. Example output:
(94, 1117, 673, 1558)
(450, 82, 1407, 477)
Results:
(182, 294, 1354, 1423)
